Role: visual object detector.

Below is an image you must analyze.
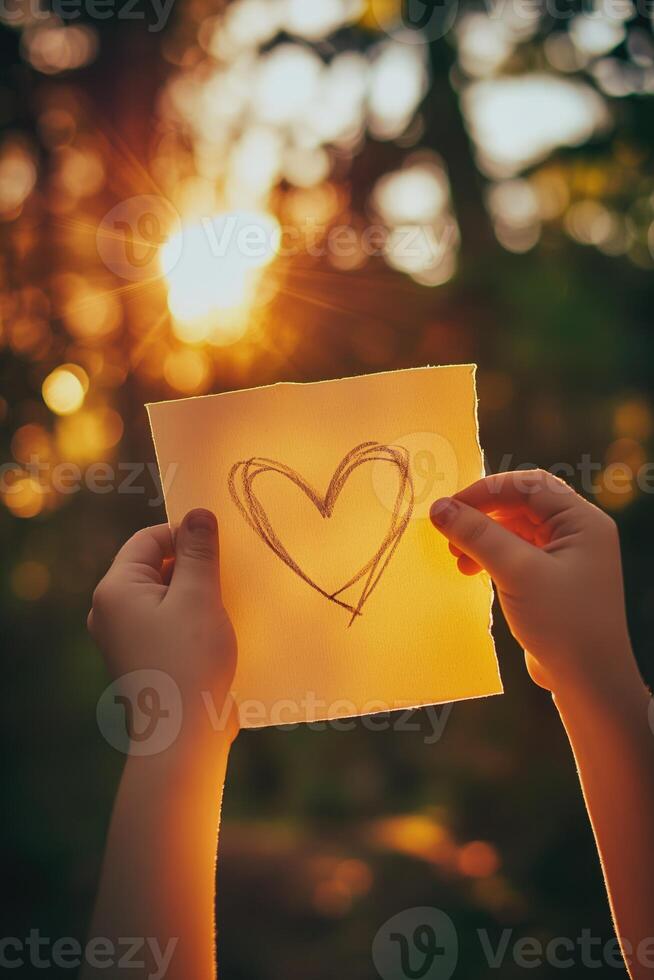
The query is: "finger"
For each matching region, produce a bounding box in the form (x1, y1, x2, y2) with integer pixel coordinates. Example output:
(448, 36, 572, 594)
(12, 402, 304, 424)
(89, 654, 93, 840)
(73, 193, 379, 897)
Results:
(496, 511, 553, 548)
(168, 508, 221, 602)
(161, 557, 175, 586)
(109, 524, 174, 584)
(449, 515, 536, 571)
(497, 514, 541, 545)
(454, 470, 579, 524)
(457, 554, 482, 576)
(430, 496, 541, 591)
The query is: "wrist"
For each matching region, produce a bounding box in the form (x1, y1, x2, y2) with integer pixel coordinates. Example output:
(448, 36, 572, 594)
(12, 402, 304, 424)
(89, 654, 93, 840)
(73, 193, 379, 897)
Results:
(551, 640, 649, 721)
(123, 684, 236, 760)
(122, 720, 233, 791)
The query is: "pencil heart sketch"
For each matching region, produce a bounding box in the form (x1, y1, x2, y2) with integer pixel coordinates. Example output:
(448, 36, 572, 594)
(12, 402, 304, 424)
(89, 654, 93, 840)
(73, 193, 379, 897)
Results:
(228, 442, 414, 626)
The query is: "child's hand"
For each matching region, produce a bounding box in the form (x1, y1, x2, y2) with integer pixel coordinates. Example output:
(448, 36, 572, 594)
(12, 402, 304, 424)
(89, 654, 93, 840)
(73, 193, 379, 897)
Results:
(430, 470, 635, 698)
(88, 509, 237, 742)
(85, 510, 237, 980)
(431, 471, 654, 978)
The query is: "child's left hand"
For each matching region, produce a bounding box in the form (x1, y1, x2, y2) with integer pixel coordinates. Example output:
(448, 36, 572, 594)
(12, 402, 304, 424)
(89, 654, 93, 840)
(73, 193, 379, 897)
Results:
(85, 510, 238, 980)
(88, 509, 238, 744)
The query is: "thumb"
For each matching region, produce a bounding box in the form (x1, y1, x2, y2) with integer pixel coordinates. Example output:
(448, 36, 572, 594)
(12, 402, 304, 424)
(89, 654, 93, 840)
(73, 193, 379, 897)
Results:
(429, 496, 538, 591)
(170, 508, 221, 600)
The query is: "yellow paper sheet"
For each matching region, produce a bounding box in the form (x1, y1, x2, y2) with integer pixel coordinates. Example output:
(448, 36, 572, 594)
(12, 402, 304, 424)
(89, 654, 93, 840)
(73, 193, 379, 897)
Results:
(147, 364, 502, 727)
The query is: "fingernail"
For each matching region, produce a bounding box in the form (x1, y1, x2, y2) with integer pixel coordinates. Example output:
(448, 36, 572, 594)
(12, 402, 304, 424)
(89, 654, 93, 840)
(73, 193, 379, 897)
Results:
(185, 508, 217, 534)
(430, 497, 458, 528)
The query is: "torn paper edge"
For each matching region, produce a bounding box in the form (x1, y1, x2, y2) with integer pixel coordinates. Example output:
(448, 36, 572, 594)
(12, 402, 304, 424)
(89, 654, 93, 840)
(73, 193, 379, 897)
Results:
(470, 363, 503, 696)
(145, 362, 478, 410)
(146, 362, 504, 722)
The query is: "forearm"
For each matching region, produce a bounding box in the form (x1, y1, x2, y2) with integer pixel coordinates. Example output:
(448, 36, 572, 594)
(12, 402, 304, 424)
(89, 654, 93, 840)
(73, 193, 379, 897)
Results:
(553, 651, 654, 979)
(83, 731, 231, 980)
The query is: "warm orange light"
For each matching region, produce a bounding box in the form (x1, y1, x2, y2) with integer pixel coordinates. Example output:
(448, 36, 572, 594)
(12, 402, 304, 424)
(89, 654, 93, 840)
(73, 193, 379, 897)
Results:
(0, 142, 37, 215)
(55, 407, 124, 463)
(2, 474, 44, 518)
(613, 398, 652, 441)
(457, 840, 501, 878)
(372, 814, 449, 862)
(164, 349, 212, 394)
(42, 364, 88, 415)
(161, 210, 280, 345)
(57, 274, 122, 340)
(309, 856, 373, 917)
(8, 317, 49, 355)
(148, 367, 502, 728)
(596, 463, 637, 512)
(11, 424, 53, 464)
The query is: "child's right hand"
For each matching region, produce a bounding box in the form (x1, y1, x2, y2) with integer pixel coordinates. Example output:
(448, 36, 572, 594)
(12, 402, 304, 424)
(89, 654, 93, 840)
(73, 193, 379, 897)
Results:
(430, 470, 638, 699)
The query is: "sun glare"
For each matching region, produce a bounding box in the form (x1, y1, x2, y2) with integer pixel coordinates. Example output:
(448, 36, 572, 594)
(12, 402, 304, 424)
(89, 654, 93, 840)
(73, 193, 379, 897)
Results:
(161, 210, 280, 344)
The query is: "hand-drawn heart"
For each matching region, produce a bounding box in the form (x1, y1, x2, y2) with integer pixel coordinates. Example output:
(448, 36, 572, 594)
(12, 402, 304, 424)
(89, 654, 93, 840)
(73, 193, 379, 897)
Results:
(228, 442, 414, 626)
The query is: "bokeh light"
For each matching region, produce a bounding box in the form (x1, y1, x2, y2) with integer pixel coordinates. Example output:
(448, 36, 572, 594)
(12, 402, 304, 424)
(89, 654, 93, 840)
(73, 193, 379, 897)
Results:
(21, 20, 97, 75)
(161, 210, 280, 344)
(2, 473, 45, 518)
(462, 74, 611, 177)
(457, 840, 501, 878)
(0, 139, 37, 215)
(41, 364, 89, 416)
(1, 2, 654, 969)
(55, 407, 124, 463)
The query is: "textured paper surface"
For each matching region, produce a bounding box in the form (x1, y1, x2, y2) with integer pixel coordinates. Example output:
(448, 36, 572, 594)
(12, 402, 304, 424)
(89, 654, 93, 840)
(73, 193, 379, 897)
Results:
(148, 365, 502, 727)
